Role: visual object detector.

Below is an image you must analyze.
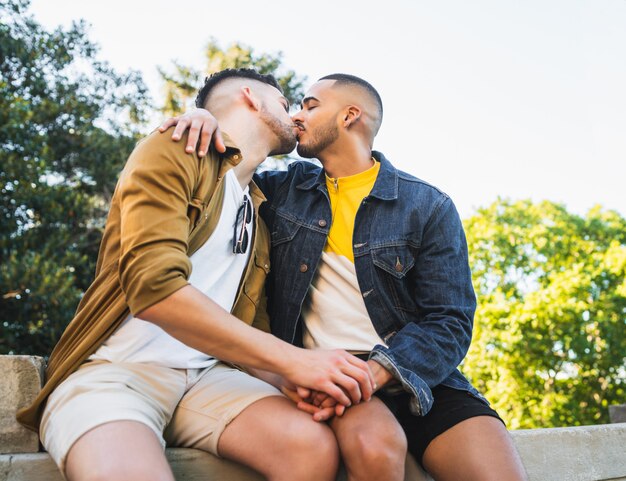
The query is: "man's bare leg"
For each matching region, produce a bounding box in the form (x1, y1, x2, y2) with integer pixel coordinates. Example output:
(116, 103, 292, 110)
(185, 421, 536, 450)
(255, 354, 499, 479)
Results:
(330, 397, 407, 481)
(218, 396, 340, 481)
(423, 416, 528, 481)
(65, 421, 173, 481)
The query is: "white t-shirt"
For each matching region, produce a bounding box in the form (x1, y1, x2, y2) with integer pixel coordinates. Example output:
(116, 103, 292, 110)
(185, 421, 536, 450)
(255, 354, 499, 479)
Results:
(302, 251, 385, 352)
(91, 169, 253, 368)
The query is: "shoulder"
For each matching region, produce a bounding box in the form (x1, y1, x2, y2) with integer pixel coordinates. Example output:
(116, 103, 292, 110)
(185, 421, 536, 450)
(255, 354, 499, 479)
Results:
(255, 159, 322, 193)
(286, 159, 323, 178)
(124, 128, 227, 183)
(376, 152, 454, 220)
(397, 169, 450, 201)
(118, 129, 220, 201)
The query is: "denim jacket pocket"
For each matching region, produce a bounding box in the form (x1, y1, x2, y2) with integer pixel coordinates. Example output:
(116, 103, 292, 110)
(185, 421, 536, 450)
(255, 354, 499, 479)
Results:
(270, 213, 302, 246)
(371, 244, 416, 278)
(371, 244, 417, 312)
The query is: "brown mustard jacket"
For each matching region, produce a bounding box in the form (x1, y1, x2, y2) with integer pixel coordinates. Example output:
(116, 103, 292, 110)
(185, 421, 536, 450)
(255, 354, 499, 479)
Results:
(17, 129, 272, 432)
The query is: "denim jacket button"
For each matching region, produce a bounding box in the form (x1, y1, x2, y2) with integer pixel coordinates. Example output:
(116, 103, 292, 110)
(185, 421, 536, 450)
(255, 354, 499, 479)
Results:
(299, 263, 308, 273)
(318, 219, 327, 227)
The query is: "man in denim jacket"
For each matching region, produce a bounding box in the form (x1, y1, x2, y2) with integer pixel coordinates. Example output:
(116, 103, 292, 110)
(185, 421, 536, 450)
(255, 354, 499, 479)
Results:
(164, 74, 527, 481)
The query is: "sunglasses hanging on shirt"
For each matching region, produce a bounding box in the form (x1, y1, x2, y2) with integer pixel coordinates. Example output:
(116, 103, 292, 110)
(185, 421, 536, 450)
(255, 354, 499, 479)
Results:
(233, 195, 252, 254)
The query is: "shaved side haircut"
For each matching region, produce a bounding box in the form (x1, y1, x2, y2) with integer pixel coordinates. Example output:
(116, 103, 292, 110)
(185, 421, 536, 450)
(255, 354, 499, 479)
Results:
(318, 73, 383, 123)
(195, 68, 282, 109)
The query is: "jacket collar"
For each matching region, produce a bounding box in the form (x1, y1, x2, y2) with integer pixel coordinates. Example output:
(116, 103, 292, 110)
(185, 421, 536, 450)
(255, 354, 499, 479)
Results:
(220, 132, 266, 204)
(296, 151, 398, 201)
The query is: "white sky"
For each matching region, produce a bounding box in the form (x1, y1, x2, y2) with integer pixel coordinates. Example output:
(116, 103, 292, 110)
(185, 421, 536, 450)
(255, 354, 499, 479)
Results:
(28, 0, 626, 218)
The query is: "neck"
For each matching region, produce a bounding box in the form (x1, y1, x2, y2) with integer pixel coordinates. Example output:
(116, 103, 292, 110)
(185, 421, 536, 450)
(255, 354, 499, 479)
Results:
(318, 140, 373, 178)
(216, 112, 272, 188)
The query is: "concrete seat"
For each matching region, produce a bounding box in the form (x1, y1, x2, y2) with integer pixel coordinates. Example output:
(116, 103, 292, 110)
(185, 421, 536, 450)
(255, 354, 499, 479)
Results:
(2, 355, 625, 481)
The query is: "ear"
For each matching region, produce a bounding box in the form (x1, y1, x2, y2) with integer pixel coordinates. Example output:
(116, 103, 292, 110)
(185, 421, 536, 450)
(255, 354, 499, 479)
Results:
(240, 86, 260, 111)
(342, 105, 362, 128)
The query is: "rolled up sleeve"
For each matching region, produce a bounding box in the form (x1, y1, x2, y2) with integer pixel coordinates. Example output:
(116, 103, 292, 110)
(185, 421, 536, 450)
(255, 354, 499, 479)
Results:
(117, 132, 199, 315)
(371, 196, 476, 415)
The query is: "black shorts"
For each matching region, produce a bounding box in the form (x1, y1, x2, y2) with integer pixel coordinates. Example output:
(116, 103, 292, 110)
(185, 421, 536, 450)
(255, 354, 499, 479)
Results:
(375, 384, 504, 467)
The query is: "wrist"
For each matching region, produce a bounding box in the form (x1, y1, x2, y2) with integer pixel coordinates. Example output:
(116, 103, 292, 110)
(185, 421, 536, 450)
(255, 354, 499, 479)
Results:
(368, 360, 394, 391)
(268, 342, 300, 378)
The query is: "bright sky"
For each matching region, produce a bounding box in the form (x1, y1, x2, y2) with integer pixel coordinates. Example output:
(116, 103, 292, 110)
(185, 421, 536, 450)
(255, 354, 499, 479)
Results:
(28, 0, 626, 219)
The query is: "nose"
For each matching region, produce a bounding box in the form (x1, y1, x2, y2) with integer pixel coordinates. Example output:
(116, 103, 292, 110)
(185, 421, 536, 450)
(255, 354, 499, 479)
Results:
(291, 109, 304, 123)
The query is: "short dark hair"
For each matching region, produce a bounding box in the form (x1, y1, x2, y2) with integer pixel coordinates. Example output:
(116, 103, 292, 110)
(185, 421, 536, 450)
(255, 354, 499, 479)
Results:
(318, 73, 383, 120)
(195, 68, 283, 108)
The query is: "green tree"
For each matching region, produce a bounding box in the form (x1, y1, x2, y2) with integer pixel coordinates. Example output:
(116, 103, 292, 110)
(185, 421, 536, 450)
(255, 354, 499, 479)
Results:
(463, 199, 626, 428)
(0, 0, 150, 355)
(159, 38, 307, 116)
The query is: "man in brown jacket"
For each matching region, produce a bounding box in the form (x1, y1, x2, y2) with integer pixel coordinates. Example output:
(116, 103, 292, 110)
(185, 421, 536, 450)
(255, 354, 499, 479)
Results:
(17, 69, 374, 481)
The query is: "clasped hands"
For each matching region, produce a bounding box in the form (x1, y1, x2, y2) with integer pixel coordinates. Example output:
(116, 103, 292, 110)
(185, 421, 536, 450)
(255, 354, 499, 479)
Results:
(281, 359, 393, 422)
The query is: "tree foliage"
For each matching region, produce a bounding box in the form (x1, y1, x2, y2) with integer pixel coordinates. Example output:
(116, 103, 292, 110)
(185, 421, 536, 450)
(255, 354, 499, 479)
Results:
(159, 38, 307, 116)
(0, 0, 150, 355)
(463, 199, 626, 428)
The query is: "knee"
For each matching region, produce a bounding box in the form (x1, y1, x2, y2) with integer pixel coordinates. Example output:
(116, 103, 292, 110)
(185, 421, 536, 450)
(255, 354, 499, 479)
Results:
(281, 418, 340, 472)
(342, 425, 407, 472)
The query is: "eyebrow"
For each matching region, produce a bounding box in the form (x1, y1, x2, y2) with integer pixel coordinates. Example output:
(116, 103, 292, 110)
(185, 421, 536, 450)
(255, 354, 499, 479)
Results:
(300, 96, 320, 109)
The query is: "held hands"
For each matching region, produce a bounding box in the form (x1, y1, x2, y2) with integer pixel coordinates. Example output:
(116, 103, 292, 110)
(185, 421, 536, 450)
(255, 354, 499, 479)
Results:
(285, 359, 395, 422)
(280, 348, 376, 409)
(158, 108, 223, 157)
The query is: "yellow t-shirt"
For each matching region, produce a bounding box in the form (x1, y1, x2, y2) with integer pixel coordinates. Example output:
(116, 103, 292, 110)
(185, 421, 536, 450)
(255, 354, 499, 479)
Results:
(302, 160, 386, 351)
(325, 160, 381, 262)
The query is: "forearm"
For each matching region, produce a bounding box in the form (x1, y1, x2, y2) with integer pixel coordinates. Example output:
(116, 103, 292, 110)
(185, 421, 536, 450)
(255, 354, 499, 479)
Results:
(246, 366, 285, 389)
(138, 284, 293, 374)
(138, 284, 376, 406)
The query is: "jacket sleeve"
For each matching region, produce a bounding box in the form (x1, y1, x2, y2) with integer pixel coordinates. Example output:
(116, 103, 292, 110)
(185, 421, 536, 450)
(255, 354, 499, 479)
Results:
(117, 131, 200, 315)
(370, 196, 476, 414)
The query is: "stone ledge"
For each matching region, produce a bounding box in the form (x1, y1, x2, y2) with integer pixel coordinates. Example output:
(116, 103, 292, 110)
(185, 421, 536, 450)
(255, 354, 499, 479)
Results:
(0, 449, 427, 481)
(0, 356, 44, 454)
(2, 355, 625, 481)
(512, 423, 626, 481)
(1, 424, 626, 481)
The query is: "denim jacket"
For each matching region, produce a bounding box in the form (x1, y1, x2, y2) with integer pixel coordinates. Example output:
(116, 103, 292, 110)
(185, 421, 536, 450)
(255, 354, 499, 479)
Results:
(254, 151, 484, 416)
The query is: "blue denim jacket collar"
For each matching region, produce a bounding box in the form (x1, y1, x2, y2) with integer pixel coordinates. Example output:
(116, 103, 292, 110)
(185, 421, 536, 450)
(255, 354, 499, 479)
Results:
(295, 151, 398, 201)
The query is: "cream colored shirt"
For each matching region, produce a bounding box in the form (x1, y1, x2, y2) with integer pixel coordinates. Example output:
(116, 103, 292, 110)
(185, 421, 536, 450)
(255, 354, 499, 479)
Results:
(302, 160, 386, 351)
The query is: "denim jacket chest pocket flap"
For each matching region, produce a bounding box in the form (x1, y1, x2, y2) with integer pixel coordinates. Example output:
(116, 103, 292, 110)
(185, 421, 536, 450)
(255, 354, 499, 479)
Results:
(270, 212, 302, 246)
(371, 243, 417, 278)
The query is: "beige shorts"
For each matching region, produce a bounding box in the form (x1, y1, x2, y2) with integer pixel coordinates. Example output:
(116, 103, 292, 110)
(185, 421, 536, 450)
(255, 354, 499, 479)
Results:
(40, 360, 282, 474)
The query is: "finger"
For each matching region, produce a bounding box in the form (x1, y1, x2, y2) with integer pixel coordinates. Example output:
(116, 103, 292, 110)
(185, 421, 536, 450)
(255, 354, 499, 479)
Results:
(158, 117, 178, 133)
(186, 119, 204, 154)
(280, 386, 302, 404)
(296, 401, 320, 415)
(313, 392, 328, 407)
(197, 120, 216, 157)
(172, 119, 190, 142)
(322, 381, 352, 407)
(214, 126, 226, 153)
(320, 396, 336, 408)
(330, 374, 361, 405)
(340, 361, 374, 402)
(296, 386, 311, 399)
(313, 407, 336, 422)
(345, 354, 377, 391)
(335, 404, 346, 417)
